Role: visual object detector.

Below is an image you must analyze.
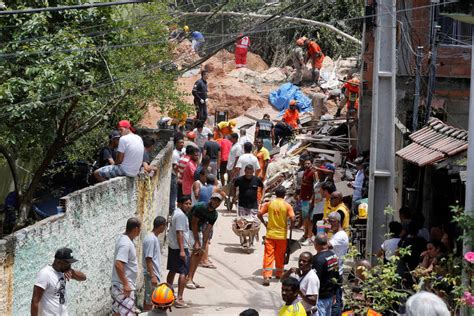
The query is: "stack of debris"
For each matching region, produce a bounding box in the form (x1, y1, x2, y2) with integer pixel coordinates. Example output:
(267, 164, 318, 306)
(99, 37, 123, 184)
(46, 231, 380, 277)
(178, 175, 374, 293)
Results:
(232, 216, 261, 250)
(262, 115, 356, 201)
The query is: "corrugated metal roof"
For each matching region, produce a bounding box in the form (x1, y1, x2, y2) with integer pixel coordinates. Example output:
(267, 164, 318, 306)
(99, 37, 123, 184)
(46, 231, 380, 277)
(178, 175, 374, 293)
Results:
(396, 118, 468, 166)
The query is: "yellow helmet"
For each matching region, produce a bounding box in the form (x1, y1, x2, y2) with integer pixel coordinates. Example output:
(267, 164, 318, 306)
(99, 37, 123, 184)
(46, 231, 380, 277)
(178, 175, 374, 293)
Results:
(183, 25, 190, 32)
(229, 119, 237, 127)
(151, 283, 175, 307)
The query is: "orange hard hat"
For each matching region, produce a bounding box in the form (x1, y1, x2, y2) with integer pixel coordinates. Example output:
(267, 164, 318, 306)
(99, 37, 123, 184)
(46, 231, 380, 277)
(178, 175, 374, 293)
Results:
(289, 100, 297, 106)
(151, 283, 175, 306)
(186, 131, 195, 140)
(296, 37, 307, 46)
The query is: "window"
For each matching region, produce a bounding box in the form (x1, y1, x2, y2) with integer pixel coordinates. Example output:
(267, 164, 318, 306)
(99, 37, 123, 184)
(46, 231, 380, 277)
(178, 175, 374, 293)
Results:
(436, 0, 472, 46)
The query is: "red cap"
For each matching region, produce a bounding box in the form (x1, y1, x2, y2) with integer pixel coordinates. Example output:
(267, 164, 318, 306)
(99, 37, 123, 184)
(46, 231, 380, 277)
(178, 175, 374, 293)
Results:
(117, 120, 136, 133)
(118, 120, 132, 129)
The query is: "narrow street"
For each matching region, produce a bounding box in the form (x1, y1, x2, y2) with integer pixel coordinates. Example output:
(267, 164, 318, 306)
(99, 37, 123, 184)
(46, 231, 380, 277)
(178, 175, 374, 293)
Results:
(164, 207, 307, 315)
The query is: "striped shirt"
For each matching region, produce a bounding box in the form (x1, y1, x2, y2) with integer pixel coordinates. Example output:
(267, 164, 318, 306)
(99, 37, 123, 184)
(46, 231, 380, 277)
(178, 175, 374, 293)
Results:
(177, 155, 190, 183)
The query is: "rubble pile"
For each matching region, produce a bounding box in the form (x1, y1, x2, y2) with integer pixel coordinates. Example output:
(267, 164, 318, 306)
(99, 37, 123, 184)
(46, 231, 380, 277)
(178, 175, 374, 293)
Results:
(263, 116, 355, 201)
(171, 39, 200, 69)
(141, 40, 359, 128)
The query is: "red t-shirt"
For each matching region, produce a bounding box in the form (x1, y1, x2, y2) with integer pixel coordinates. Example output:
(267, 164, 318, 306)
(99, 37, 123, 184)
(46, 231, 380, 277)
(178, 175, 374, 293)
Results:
(182, 160, 197, 195)
(177, 155, 190, 183)
(218, 138, 233, 162)
(300, 169, 315, 201)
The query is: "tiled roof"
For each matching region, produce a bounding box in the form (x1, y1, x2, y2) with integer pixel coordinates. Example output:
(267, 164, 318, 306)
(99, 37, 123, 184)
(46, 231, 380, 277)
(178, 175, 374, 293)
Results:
(396, 118, 468, 166)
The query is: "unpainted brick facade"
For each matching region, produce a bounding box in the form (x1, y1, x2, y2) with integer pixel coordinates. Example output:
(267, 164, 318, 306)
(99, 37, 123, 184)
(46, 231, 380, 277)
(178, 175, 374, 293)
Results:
(362, 0, 471, 128)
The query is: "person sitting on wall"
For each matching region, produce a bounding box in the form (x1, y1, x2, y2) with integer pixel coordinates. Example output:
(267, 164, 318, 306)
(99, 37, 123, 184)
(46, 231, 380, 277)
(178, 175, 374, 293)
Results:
(95, 130, 121, 169)
(142, 135, 158, 174)
(94, 120, 144, 182)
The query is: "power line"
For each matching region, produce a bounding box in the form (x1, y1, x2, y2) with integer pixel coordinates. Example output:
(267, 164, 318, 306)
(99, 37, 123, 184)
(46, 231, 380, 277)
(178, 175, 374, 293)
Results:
(1, 1, 311, 111)
(0, 1, 149, 16)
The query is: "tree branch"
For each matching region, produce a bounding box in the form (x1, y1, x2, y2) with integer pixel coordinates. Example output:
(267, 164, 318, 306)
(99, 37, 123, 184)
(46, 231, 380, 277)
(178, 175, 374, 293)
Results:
(64, 89, 131, 144)
(179, 11, 362, 45)
(58, 98, 79, 138)
(0, 145, 19, 196)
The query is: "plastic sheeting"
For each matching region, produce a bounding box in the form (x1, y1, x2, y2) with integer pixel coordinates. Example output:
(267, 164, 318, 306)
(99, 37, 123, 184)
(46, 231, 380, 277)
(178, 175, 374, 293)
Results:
(268, 83, 313, 114)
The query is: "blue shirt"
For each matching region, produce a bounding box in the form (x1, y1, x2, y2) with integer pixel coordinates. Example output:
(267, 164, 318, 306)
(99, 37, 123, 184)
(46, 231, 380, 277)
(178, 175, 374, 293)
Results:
(352, 169, 365, 201)
(191, 31, 204, 40)
(198, 184, 214, 203)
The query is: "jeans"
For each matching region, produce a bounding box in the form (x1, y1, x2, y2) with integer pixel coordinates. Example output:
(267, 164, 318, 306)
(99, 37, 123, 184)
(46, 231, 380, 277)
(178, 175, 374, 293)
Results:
(317, 297, 333, 316)
(169, 173, 177, 215)
(331, 284, 342, 316)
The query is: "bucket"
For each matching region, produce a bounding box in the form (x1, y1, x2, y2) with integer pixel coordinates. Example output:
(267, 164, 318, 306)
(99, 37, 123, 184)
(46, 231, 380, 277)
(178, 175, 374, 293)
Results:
(358, 203, 368, 219)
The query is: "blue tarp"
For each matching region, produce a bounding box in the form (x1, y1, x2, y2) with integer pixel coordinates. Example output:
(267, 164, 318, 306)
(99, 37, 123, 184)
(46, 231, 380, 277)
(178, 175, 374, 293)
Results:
(268, 83, 313, 114)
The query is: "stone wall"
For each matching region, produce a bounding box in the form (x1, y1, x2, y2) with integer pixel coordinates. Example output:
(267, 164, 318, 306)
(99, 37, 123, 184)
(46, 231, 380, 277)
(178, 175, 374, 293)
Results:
(0, 141, 173, 315)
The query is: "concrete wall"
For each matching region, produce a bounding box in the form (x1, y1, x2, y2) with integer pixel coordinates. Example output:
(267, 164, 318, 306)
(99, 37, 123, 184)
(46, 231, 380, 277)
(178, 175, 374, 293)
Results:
(0, 141, 173, 316)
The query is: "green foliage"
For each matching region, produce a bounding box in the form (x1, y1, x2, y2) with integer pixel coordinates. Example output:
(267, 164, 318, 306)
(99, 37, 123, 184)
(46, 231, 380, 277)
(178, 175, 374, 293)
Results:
(344, 247, 410, 314)
(344, 205, 474, 314)
(450, 204, 474, 311)
(0, 1, 188, 198)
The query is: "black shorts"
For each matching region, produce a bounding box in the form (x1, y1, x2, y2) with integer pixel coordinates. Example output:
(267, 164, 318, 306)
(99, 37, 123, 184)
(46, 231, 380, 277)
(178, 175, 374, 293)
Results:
(167, 247, 190, 275)
(219, 161, 228, 174)
(312, 213, 324, 235)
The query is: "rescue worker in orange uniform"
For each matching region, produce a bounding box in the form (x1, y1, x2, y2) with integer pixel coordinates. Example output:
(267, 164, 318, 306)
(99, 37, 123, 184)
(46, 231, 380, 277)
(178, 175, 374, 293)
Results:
(335, 73, 360, 118)
(274, 100, 300, 146)
(299, 37, 325, 87)
(235, 34, 251, 68)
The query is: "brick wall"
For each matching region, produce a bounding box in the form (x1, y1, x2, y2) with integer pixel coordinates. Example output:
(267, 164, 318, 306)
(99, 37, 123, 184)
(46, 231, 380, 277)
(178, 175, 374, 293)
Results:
(363, 0, 472, 91)
(0, 141, 172, 315)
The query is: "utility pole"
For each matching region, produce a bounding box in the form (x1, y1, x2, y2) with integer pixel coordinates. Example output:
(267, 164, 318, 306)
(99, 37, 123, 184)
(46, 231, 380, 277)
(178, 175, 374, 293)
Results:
(462, 25, 474, 316)
(412, 46, 423, 131)
(425, 25, 441, 123)
(366, 0, 396, 261)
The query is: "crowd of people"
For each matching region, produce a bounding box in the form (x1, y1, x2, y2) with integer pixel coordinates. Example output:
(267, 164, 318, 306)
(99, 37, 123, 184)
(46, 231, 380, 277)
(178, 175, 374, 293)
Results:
(30, 115, 454, 316)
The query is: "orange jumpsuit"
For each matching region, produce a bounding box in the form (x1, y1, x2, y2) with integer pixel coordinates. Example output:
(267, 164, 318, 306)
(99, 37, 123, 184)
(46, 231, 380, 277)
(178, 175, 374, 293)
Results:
(306, 41, 324, 70)
(343, 78, 360, 110)
(282, 109, 300, 129)
(259, 198, 295, 278)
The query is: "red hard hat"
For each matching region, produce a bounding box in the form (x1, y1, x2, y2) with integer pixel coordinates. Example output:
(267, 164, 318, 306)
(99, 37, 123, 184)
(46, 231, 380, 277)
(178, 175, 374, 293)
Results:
(186, 131, 195, 140)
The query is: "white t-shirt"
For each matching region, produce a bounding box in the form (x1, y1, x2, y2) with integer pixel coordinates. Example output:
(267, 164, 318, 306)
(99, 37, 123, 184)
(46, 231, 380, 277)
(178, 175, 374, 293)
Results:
(168, 208, 190, 249)
(193, 127, 212, 148)
(172, 148, 185, 175)
(235, 153, 260, 176)
(227, 143, 243, 171)
(238, 135, 253, 146)
(292, 269, 320, 311)
(117, 133, 144, 177)
(381, 237, 401, 260)
(34, 265, 68, 316)
(330, 230, 349, 275)
(111, 234, 138, 290)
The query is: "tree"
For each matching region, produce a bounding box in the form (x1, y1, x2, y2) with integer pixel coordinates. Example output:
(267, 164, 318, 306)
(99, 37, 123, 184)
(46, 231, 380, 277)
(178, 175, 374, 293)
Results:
(0, 1, 188, 225)
(174, 0, 363, 66)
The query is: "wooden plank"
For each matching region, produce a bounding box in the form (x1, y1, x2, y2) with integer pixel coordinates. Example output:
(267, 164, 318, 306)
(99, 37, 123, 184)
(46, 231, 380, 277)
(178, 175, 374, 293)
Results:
(306, 147, 339, 155)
